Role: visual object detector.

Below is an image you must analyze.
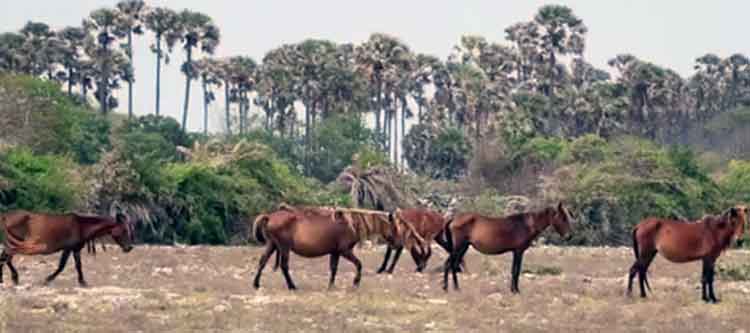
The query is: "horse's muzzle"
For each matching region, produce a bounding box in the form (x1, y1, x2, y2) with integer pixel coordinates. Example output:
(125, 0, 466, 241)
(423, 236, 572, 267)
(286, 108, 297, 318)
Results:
(737, 238, 745, 248)
(122, 245, 134, 253)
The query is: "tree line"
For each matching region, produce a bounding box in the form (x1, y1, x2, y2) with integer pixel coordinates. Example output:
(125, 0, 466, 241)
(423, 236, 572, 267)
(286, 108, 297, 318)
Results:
(2, 2, 750, 176)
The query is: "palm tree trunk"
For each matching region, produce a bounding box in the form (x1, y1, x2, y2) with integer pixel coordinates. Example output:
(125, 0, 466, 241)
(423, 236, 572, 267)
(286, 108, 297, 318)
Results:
(393, 100, 399, 168)
(417, 102, 422, 124)
(67, 67, 73, 97)
(181, 47, 193, 131)
(127, 30, 134, 119)
(401, 96, 406, 169)
(202, 76, 209, 135)
(224, 81, 231, 135)
(155, 34, 162, 117)
(304, 100, 311, 175)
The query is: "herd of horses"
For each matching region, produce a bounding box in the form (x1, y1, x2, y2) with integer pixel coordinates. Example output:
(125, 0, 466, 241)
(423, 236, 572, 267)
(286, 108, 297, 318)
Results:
(0, 203, 747, 304)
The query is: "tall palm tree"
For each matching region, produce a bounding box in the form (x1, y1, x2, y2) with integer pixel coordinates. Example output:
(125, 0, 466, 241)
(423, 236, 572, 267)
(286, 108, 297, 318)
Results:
(178, 9, 220, 131)
(115, 0, 147, 119)
(257, 45, 298, 137)
(533, 5, 587, 96)
(226, 56, 257, 134)
(84, 8, 123, 114)
(144, 7, 182, 116)
(194, 57, 222, 135)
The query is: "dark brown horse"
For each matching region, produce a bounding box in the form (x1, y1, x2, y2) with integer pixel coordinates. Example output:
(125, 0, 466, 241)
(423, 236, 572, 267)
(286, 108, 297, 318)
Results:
(627, 206, 747, 303)
(377, 208, 465, 274)
(251, 206, 424, 290)
(443, 203, 573, 292)
(0, 211, 134, 287)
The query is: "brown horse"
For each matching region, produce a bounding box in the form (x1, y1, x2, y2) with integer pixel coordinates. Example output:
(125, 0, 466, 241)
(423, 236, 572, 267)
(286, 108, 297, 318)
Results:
(377, 208, 465, 274)
(443, 203, 573, 292)
(627, 206, 747, 303)
(251, 206, 424, 290)
(0, 211, 134, 287)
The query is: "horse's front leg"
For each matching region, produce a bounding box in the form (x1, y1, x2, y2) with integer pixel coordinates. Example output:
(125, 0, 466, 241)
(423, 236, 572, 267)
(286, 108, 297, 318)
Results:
(386, 246, 403, 274)
(45, 250, 71, 285)
(328, 253, 340, 289)
(376, 245, 392, 274)
(704, 258, 719, 303)
(0, 250, 8, 284)
(511, 250, 525, 294)
(73, 250, 87, 287)
(253, 243, 277, 289)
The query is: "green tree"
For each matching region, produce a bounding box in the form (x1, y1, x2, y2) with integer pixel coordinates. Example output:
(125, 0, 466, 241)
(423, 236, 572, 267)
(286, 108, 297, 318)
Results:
(144, 7, 182, 116)
(178, 10, 220, 131)
(115, 0, 147, 119)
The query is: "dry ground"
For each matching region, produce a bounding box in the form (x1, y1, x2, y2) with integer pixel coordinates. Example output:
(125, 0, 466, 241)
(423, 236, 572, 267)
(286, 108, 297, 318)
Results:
(1, 244, 749, 332)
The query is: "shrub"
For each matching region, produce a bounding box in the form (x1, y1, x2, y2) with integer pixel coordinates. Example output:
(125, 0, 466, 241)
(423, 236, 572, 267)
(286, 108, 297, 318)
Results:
(0, 148, 84, 213)
(404, 124, 471, 180)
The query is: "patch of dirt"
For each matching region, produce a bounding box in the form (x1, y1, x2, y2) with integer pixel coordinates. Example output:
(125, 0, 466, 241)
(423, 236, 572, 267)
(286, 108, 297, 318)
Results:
(1, 245, 749, 332)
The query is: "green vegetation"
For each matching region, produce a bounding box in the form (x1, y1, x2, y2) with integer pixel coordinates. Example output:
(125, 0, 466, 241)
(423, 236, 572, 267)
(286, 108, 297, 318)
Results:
(2, 3, 750, 246)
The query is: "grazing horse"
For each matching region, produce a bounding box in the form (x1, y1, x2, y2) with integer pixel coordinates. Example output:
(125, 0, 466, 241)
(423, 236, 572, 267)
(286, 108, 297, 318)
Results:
(0, 211, 134, 287)
(627, 206, 747, 303)
(251, 206, 425, 290)
(377, 208, 465, 274)
(443, 203, 573, 292)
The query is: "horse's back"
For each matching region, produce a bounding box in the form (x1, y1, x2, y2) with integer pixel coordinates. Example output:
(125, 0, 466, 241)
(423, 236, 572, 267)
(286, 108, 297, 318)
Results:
(399, 208, 445, 236)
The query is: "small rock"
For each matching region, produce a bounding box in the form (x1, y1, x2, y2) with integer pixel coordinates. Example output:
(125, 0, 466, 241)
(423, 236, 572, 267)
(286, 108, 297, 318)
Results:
(487, 293, 503, 301)
(427, 298, 448, 305)
(582, 277, 592, 283)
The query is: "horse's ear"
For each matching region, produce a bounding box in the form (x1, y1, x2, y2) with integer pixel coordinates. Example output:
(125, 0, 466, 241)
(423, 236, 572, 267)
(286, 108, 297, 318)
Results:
(728, 207, 739, 218)
(557, 202, 564, 212)
(115, 213, 128, 224)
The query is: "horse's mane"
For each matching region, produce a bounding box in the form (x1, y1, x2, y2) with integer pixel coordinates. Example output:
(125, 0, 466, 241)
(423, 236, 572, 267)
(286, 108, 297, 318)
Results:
(72, 213, 116, 224)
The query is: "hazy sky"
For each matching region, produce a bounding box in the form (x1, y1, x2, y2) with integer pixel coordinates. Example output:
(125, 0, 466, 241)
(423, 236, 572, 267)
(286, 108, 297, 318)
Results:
(1, 1, 748, 132)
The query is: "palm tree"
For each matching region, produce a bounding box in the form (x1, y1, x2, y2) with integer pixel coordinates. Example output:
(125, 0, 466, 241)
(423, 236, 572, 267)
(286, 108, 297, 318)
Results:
(194, 57, 222, 135)
(178, 9, 220, 132)
(115, 0, 147, 119)
(226, 56, 257, 134)
(533, 5, 587, 96)
(57, 27, 87, 97)
(84, 8, 124, 114)
(18, 21, 61, 78)
(0, 32, 26, 73)
(257, 45, 298, 137)
(144, 7, 182, 116)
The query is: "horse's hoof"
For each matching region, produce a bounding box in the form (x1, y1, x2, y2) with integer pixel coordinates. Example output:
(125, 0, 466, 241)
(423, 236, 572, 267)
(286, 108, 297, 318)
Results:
(376, 269, 385, 274)
(252, 283, 260, 290)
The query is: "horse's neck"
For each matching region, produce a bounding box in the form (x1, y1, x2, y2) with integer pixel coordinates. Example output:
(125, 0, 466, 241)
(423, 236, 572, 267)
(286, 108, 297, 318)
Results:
(79, 221, 115, 242)
(526, 211, 551, 237)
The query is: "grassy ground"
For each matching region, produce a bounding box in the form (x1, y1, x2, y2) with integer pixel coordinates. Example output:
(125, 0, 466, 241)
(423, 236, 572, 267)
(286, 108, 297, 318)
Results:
(1, 244, 749, 332)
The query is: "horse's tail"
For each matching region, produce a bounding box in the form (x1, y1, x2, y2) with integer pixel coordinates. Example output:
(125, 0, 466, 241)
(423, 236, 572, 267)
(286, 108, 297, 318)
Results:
(444, 217, 454, 254)
(631, 226, 640, 261)
(252, 214, 270, 245)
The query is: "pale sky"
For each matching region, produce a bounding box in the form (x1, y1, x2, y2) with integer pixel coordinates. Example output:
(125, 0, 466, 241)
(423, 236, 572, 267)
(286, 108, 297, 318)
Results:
(2, 1, 748, 132)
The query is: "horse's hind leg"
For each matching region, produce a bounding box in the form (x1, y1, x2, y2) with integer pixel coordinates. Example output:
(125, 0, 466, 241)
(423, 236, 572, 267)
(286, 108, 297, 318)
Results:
(386, 246, 403, 274)
(6, 255, 19, 285)
(376, 245, 392, 274)
(253, 243, 277, 289)
(627, 261, 638, 296)
(328, 253, 340, 289)
(278, 248, 297, 290)
(637, 251, 657, 298)
(45, 250, 71, 286)
(451, 242, 471, 291)
(341, 249, 363, 288)
(72, 250, 87, 287)
(0, 250, 8, 284)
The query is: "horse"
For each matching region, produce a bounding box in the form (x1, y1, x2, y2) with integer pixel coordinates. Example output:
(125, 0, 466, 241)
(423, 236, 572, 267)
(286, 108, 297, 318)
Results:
(376, 207, 465, 274)
(251, 206, 425, 290)
(627, 206, 747, 303)
(0, 210, 134, 287)
(443, 202, 574, 292)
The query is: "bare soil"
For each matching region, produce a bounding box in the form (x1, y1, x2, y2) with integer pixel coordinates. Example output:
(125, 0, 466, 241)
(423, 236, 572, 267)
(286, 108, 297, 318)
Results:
(1, 244, 749, 332)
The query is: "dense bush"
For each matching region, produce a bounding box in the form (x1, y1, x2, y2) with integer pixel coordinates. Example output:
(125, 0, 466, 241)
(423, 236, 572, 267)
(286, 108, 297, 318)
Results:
(542, 136, 723, 245)
(404, 124, 471, 180)
(0, 148, 85, 213)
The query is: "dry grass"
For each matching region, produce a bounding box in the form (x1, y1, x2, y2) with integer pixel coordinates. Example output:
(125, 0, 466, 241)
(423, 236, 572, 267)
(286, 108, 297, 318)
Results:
(1, 245, 749, 332)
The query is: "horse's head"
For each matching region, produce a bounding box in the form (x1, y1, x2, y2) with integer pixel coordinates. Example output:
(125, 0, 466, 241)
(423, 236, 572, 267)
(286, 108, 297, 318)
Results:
(551, 202, 574, 240)
(730, 205, 748, 247)
(110, 213, 134, 253)
(384, 210, 402, 244)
